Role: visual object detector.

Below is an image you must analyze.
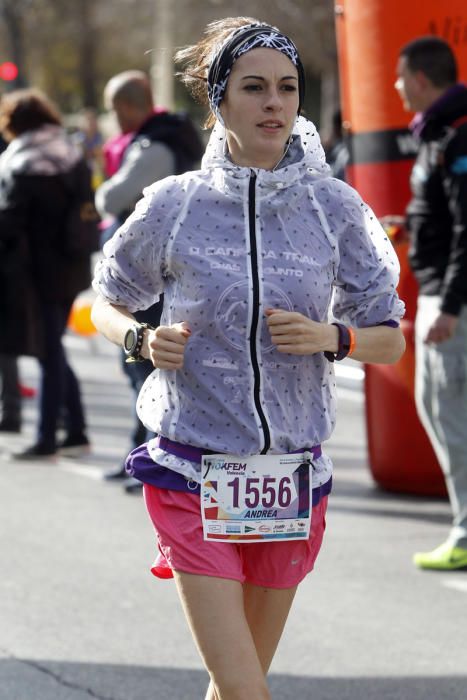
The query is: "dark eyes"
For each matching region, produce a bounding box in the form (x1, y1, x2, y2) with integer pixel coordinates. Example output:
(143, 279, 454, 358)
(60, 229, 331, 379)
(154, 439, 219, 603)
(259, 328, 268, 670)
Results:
(243, 84, 297, 92)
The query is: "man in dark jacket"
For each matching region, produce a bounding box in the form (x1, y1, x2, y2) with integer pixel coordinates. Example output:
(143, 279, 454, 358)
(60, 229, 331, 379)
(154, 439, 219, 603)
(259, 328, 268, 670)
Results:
(95, 70, 203, 490)
(396, 36, 467, 570)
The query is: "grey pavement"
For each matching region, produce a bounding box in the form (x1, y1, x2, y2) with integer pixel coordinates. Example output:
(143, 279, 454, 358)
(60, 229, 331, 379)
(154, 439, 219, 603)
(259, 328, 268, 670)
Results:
(1, 328, 466, 700)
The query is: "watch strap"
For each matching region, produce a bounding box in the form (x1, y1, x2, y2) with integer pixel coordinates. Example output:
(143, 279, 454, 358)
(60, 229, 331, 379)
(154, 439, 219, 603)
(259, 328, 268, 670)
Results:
(124, 322, 154, 363)
(324, 322, 354, 362)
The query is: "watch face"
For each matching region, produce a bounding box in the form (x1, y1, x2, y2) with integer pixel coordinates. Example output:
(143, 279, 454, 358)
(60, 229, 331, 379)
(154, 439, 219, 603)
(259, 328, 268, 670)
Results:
(124, 327, 137, 353)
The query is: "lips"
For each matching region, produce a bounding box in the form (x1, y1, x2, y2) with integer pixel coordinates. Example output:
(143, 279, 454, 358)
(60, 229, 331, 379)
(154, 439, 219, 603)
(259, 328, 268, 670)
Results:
(257, 121, 284, 129)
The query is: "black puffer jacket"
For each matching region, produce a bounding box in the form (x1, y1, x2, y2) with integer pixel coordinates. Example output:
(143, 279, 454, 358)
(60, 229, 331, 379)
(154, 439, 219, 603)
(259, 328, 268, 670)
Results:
(131, 110, 204, 176)
(0, 124, 93, 355)
(406, 84, 467, 316)
(116, 110, 204, 222)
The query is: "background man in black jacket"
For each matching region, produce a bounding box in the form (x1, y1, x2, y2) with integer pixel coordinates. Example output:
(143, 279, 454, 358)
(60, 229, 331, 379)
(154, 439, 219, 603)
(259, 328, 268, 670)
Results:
(395, 36, 467, 570)
(95, 70, 203, 491)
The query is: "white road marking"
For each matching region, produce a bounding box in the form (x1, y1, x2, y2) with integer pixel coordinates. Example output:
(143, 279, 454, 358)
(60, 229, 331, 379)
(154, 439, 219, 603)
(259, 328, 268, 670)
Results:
(441, 578, 467, 593)
(58, 461, 106, 480)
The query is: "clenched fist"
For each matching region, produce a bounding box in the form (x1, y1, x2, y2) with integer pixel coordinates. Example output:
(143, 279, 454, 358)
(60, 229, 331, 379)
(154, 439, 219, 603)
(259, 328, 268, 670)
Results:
(265, 309, 337, 356)
(146, 322, 191, 369)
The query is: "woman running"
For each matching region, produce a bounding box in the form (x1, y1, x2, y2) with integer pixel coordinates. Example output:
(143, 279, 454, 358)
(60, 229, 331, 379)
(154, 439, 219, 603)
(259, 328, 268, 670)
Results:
(92, 17, 405, 700)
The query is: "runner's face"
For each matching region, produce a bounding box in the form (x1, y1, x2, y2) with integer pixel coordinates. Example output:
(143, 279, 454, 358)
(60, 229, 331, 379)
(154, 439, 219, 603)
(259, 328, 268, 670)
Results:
(220, 48, 299, 170)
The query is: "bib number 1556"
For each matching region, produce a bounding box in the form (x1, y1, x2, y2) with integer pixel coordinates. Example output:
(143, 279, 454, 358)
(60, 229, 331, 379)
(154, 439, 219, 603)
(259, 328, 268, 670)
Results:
(225, 475, 294, 511)
(201, 453, 312, 542)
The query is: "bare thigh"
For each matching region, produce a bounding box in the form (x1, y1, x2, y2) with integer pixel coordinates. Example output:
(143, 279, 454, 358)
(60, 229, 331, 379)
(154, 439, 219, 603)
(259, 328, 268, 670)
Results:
(243, 582, 297, 673)
(203, 581, 297, 700)
(173, 571, 271, 700)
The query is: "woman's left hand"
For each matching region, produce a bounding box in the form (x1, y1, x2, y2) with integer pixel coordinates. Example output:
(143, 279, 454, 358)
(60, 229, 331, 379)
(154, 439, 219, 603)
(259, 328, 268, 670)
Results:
(265, 308, 337, 355)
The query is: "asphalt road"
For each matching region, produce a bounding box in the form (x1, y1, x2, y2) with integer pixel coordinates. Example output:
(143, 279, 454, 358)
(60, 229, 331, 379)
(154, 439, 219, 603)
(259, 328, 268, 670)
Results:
(1, 331, 466, 700)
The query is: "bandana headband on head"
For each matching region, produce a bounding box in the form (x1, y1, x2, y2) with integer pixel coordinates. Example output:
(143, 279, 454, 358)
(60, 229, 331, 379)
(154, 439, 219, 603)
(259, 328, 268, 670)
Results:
(207, 23, 306, 120)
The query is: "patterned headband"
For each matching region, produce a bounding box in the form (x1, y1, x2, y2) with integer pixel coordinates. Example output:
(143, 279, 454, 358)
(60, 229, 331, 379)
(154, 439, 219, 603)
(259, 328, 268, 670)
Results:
(207, 23, 306, 118)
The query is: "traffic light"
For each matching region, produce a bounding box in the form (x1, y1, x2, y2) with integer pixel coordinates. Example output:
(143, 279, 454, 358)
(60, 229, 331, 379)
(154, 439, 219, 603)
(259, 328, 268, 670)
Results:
(0, 62, 19, 81)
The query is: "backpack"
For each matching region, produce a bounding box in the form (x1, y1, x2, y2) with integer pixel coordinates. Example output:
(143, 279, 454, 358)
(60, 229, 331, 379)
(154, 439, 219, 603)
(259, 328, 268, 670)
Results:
(112, 111, 205, 229)
(132, 111, 204, 176)
(59, 157, 101, 258)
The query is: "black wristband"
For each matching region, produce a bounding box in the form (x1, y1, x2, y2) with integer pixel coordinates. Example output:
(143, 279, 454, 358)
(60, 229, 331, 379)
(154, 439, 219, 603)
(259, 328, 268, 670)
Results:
(324, 322, 351, 362)
(124, 322, 154, 363)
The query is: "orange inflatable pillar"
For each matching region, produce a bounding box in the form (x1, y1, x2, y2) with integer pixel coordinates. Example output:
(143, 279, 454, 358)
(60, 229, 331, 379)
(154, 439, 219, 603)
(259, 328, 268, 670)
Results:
(335, 1, 467, 495)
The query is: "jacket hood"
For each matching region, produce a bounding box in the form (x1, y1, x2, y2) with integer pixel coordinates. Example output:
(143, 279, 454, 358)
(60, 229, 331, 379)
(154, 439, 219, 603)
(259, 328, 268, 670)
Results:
(201, 115, 331, 188)
(0, 124, 82, 176)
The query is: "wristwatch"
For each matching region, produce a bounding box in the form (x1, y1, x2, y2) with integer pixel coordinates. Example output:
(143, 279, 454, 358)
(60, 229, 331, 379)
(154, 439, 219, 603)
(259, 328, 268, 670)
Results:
(123, 323, 154, 363)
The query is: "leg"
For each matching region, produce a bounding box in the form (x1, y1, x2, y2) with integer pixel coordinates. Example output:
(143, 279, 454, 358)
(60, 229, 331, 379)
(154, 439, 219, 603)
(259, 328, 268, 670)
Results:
(429, 334, 467, 548)
(0, 354, 21, 426)
(173, 572, 271, 700)
(60, 299, 86, 437)
(203, 582, 297, 700)
(62, 360, 86, 436)
(37, 303, 67, 448)
(415, 300, 467, 548)
(37, 301, 87, 447)
(242, 582, 297, 673)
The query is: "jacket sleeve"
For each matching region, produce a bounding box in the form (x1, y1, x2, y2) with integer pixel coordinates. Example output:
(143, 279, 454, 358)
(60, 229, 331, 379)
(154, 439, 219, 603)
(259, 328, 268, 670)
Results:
(92, 177, 181, 313)
(440, 123, 467, 316)
(94, 140, 175, 219)
(320, 183, 405, 327)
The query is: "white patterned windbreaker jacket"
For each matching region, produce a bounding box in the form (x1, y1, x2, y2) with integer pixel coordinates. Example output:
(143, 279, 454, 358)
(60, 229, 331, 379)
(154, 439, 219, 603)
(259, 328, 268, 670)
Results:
(93, 117, 405, 487)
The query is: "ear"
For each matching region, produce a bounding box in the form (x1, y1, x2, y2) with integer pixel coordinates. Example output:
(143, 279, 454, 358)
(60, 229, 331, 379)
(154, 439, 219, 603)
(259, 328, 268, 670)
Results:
(413, 70, 431, 92)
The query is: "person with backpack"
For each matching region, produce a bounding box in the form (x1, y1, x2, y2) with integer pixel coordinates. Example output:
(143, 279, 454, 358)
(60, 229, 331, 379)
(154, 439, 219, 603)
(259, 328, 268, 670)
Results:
(395, 36, 467, 570)
(0, 89, 92, 459)
(95, 70, 203, 490)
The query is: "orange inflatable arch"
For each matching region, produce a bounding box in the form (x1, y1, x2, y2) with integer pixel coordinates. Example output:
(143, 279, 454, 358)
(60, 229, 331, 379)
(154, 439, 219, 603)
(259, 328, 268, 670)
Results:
(335, 0, 467, 495)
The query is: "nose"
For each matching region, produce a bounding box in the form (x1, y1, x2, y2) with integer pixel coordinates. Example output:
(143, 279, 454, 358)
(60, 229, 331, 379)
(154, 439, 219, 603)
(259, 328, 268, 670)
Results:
(394, 77, 403, 93)
(263, 88, 282, 111)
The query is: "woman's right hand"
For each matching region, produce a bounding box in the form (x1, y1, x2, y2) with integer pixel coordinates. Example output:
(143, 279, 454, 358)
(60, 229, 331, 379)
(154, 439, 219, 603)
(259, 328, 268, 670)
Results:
(146, 322, 191, 369)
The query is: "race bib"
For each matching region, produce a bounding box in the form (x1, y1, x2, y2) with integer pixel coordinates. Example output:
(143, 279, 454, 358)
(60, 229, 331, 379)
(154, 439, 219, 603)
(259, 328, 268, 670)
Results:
(201, 452, 312, 543)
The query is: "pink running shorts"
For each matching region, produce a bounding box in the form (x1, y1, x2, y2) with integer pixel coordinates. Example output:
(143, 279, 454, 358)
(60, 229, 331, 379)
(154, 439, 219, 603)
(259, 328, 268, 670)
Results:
(143, 484, 328, 589)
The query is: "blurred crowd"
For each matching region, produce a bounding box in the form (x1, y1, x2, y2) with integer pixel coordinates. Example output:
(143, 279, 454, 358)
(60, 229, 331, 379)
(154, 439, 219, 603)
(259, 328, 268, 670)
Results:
(0, 70, 203, 494)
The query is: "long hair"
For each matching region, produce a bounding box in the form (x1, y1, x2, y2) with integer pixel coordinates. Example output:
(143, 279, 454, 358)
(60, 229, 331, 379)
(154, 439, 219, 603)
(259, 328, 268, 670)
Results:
(175, 16, 259, 129)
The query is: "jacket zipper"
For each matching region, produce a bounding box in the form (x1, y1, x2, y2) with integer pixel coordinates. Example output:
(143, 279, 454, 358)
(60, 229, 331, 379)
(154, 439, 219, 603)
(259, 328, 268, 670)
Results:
(248, 171, 271, 454)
